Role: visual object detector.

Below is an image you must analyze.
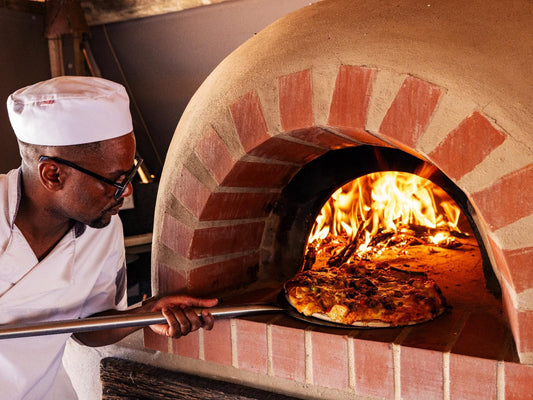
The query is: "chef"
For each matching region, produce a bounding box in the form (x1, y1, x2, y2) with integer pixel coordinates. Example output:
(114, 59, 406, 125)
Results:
(1, 76, 217, 399)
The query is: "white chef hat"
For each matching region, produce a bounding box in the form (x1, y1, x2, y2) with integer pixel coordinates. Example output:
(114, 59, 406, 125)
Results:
(6, 76, 133, 146)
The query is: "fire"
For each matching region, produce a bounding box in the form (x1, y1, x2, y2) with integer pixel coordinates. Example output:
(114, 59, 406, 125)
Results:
(307, 170, 465, 262)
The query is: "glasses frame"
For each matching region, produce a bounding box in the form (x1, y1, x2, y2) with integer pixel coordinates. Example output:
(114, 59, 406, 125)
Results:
(39, 155, 144, 201)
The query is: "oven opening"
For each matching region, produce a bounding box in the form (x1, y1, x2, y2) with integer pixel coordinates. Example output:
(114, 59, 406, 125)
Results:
(273, 145, 502, 323)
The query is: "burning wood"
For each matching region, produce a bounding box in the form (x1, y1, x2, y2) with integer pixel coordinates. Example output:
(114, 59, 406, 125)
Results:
(304, 170, 469, 271)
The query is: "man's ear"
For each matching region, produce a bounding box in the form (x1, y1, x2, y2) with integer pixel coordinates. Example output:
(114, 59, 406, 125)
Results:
(38, 161, 65, 192)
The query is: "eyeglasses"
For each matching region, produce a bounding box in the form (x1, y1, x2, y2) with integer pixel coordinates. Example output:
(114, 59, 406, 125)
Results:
(39, 155, 144, 200)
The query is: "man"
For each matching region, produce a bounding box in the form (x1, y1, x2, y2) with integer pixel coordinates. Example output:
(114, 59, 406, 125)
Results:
(1, 76, 217, 399)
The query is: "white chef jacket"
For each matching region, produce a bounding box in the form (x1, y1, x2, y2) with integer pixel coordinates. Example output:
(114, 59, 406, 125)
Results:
(0, 168, 128, 399)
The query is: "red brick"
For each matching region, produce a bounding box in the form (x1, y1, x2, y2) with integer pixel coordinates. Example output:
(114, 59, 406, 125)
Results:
(449, 354, 497, 399)
(225, 286, 286, 306)
(173, 167, 211, 218)
(143, 328, 169, 353)
(352, 339, 394, 399)
(471, 164, 533, 230)
(199, 191, 278, 221)
(353, 326, 404, 343)
(172, 330, 200, 359)
(156, 262, 187, 295)
(279, 70, 313, 131)
(451, 311, 511, 360)
(160, 214, 194, 258)
(429, 111, 506, 180)
(502, 287, 521, 353)
(400, 347, 443, 400)
(221, 160, 298, 188)
(271, 324, 306, 382)
(505, 361, 533, 400)
(311, 330, 349, 389)
(487, 234, 514, 292)
(204, 318, 233, 366)
(188, 253, 260, 295)
(269, 314, 309, 331)
(400, 308, 464, 352)
(515, 310, 533, 354)
(287, 127, 359, 149)
(379, 75, 443, 148)
(189, 221, 265, 259)
(195, 126, 235, 184)
(229, 90, 269, 152)
(328, 65, 376, 134)
(248, 135, 327, 164)
(488, 235, 533, 294)
(335, 127, 392, 146)
(234, 319, 268, 374)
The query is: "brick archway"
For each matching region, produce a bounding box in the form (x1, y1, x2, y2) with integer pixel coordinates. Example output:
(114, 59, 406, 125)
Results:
(152, 65, 532, 363)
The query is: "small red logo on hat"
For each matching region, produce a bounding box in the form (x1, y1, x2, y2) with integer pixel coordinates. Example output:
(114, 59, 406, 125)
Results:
(38, 100, 55, 106)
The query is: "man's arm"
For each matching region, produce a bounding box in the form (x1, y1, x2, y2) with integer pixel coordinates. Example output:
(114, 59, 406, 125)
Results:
(73, 295, 217, 347)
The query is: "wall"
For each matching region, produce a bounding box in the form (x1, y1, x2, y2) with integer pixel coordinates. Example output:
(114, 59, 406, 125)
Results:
(0, 9, 50, 173)
(84, 0, 320, 177)
(0, 0, 318, 176)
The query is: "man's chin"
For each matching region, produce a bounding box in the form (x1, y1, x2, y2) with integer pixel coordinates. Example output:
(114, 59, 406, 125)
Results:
(88, 215, 113, 229)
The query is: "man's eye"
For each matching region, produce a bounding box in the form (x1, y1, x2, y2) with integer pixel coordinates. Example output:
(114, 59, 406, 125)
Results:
(114, 175, 127, 184)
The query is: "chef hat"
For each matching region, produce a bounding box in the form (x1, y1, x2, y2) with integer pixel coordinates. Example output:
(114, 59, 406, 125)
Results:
(6, 76, 133, 146)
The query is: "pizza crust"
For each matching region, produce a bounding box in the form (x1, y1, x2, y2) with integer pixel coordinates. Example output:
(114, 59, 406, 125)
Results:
(310, 312, 393, 328)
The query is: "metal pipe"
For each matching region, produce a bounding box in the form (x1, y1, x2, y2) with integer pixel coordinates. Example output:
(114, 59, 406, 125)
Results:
(0, 304, 283, 339)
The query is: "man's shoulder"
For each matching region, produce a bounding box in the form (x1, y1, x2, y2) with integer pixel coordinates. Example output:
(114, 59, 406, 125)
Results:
(0, 169, 18, 188)
(0, 169, 19, 218)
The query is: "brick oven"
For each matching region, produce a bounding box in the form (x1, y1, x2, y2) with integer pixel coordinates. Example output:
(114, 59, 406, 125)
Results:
(144, 0, 533, 398)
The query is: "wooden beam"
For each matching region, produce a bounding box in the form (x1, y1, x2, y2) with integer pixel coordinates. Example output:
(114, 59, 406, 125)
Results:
(100, 357, 302, 400)
(47, 37, 64, 77)
(80, 0, 233, 26)
(0, 0, 45, 14)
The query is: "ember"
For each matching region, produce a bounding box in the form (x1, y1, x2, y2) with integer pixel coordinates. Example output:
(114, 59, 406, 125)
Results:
(306, 170, 468, 268)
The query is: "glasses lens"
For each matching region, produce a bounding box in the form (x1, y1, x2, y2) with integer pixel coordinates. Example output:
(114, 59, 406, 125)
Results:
(114, 156, 143, 200)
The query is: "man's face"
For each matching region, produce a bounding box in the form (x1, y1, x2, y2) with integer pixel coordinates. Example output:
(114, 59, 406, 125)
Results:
(58, 132, 137, 229)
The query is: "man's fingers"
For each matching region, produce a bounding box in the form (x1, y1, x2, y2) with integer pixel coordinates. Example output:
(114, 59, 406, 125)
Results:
(201, 309, 215, 330)
(150, 298, 218, 339)
(183, 307, 202, 331)
(174, 307, 192, 335)
(161, 306, 182, 338)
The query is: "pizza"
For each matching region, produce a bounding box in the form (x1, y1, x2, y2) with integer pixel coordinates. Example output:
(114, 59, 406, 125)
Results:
(284, 262, 447, 327)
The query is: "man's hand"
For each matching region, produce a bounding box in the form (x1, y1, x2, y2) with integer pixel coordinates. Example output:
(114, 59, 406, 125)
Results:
(144, 295, 218, 338)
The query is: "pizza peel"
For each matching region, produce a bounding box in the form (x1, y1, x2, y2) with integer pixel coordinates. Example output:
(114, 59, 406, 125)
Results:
(0, 304, 284, 339)
(0, 296, 370, 340)
(0, 288, 443, 339)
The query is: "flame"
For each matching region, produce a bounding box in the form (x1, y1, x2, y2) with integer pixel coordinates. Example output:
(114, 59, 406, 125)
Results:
(307, 171, 464, 260)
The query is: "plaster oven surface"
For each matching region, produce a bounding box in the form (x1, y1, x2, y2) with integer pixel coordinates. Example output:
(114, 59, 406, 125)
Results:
(145, 0, 533, 397)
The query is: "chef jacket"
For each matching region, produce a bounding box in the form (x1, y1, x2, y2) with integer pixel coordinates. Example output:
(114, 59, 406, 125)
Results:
(0, 168, 128, 399)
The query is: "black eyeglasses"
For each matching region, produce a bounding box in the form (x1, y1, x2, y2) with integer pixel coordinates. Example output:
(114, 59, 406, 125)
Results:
(39, 155, 144, 200)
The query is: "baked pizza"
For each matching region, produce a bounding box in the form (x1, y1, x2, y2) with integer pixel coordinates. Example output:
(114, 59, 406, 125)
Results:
(284, 262, 447, 327)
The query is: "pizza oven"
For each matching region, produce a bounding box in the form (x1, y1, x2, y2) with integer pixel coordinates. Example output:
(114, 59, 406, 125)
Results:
(145, 0, 533, 397)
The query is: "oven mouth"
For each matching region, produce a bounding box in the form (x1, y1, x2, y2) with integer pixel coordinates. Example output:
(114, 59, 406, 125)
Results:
(271, 145, 501, 300)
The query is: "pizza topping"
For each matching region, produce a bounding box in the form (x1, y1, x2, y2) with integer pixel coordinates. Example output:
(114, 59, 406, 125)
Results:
(285, 261, 448, 327)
